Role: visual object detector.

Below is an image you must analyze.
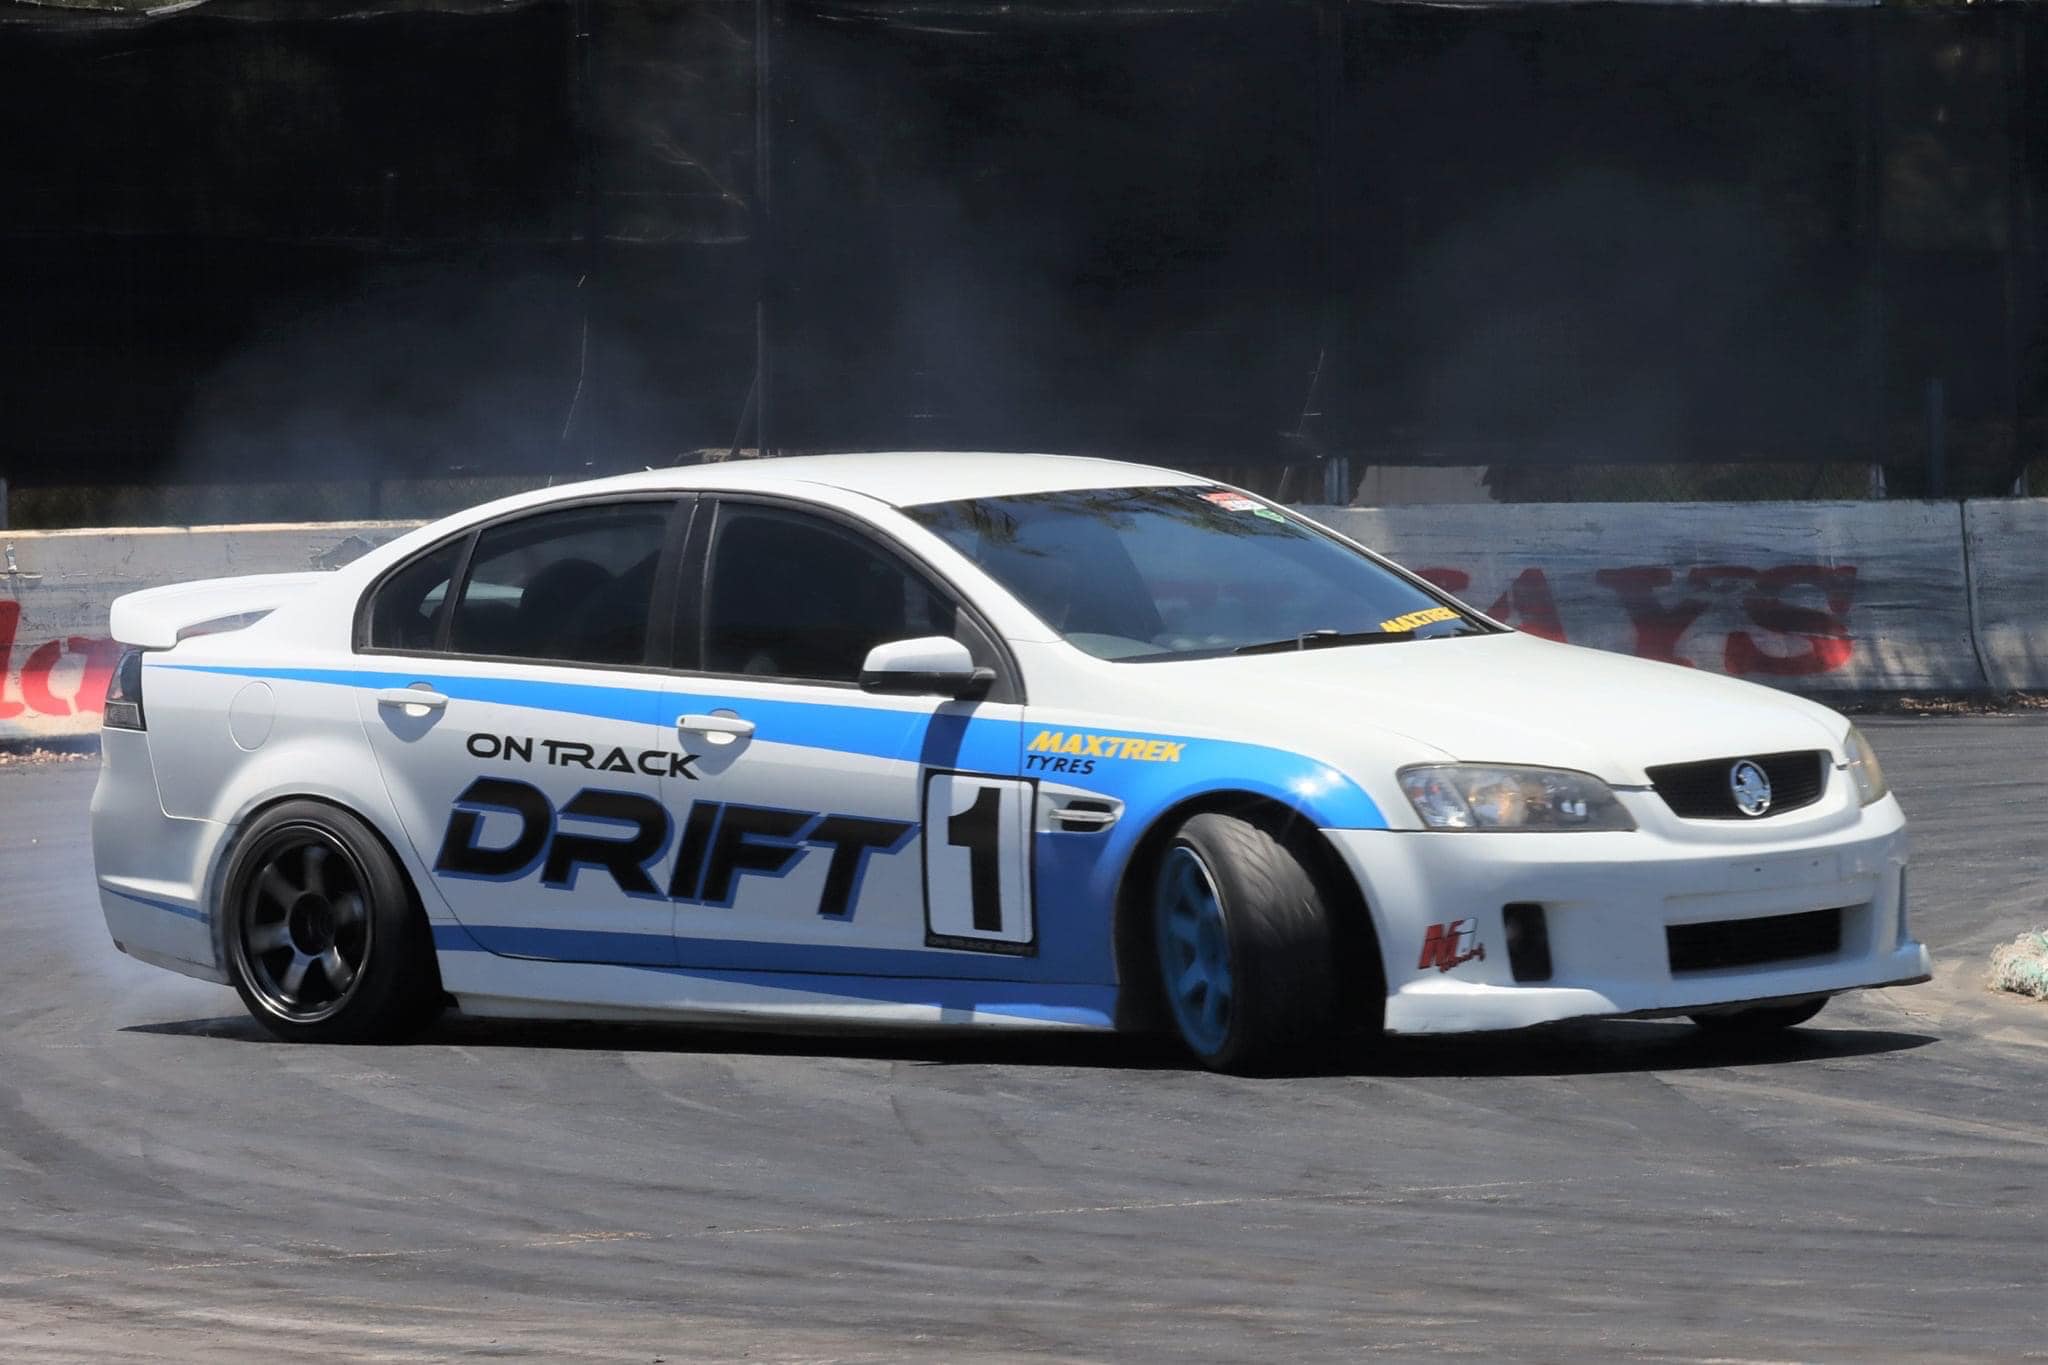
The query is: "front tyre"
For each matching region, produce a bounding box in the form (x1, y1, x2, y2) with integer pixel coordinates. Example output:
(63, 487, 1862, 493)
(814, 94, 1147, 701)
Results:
(1689, 996, 1828, 1034)
(223, 801, 441, 1044)
(1152, 813, 1338, 1074)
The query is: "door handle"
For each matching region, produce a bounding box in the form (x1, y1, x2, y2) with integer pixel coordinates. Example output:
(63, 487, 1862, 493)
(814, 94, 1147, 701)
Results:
(677, 712, 756, 739)
(376, 687, 448, 711)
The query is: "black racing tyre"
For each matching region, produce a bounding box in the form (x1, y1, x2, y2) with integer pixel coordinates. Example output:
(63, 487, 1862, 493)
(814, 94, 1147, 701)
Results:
(1150, 812, 1339, 1074)
(1688, 996, 1828, 1034)
(222, 800, 442, 1044)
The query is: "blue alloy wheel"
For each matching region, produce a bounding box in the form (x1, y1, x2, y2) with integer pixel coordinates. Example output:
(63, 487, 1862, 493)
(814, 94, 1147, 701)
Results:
(1148, 811, 1344, 1073)
(1154, 844, 1235, 1056)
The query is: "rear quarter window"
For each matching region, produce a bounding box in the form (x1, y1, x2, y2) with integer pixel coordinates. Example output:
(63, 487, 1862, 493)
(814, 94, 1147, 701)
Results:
(364, 537, 464, 653)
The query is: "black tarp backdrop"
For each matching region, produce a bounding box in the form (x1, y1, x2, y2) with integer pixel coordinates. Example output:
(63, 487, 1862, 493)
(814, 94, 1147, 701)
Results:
(0, 0, 2040, 493)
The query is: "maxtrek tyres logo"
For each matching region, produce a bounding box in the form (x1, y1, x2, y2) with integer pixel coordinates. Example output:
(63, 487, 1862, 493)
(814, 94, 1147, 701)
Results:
(1025, 728, 1184, 776)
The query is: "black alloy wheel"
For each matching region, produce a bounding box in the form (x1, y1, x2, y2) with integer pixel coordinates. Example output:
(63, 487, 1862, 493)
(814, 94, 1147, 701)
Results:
(224, 801, 441, 1043)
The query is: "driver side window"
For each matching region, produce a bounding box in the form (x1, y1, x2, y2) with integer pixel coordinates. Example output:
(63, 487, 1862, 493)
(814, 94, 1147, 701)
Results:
(702, 504, 956, 684)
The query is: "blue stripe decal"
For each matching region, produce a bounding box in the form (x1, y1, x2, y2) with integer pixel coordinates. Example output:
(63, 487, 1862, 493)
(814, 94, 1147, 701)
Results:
(430, 925, 1111, 1025)
(102, 885, 209, 924)
(160, 663, 1385, 828)
(160, 664, 1014, 769)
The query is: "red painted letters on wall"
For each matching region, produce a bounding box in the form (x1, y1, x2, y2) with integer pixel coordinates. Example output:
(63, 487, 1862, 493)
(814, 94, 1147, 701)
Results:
(0, 602, 120, 718)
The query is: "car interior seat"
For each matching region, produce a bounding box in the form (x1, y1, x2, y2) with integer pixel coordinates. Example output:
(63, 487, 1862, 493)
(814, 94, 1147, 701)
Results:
(514, 557, 612, 661)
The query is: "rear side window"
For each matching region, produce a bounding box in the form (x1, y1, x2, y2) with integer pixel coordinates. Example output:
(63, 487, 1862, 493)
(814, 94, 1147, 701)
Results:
(365, 537, 464, 652)
(703, 505, 955, 683)
(447, 502, 670, 665)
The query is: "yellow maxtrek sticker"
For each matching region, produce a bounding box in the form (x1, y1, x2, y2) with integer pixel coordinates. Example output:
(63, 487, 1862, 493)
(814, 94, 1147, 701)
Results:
(1027, 730, 1183, 763)
(1379, 605, 1459, 633)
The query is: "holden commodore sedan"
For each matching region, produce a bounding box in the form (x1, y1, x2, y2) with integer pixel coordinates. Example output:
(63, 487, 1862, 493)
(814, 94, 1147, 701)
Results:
(91, 453, 1928, 1071)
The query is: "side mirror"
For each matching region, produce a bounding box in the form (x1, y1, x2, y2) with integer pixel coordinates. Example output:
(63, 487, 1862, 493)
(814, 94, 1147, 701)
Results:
(858, 636, 994, 699)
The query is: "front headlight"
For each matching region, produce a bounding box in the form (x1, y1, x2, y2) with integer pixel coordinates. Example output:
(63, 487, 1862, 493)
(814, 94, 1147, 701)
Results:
(1843, 726, 1889, 805)
(1398, 764, 1636, 832)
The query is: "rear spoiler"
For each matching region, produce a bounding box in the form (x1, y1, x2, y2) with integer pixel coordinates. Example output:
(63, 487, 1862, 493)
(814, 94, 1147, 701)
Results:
(108, 572, 331, 649)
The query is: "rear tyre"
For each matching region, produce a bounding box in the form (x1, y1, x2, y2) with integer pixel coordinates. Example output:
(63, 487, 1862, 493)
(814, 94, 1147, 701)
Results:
(223, 800, 442, 1044)
(1151, 813, 1338, 1074)
(1688, 997, 1828, 1034)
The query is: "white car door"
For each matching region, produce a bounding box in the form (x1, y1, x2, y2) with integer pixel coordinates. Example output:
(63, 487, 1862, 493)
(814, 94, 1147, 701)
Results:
(357, 495, 690, 965)
(658, 496, 1035, 974)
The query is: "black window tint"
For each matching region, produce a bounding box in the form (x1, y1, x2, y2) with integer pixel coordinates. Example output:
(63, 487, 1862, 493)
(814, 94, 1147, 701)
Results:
(366, 536, 464, 652)
(449, 503, 669, 665)
(704, 506, 955, 683)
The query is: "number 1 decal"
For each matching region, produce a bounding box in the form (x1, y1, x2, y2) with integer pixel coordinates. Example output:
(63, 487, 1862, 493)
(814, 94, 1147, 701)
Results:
(947, 786, 1005, 932)
(922, 772, 1034, 953)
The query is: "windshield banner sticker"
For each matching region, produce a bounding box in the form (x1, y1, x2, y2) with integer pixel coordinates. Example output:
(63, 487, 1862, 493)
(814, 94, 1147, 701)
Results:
(1379, 606, 1460, 634)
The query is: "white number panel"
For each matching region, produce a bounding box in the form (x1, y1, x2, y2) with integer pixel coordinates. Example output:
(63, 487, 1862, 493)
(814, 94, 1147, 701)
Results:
(921, 772, 1035, 954)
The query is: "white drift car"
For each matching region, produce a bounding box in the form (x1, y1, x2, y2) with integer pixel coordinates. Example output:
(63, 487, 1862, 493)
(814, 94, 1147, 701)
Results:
(92, 453, 1928, 1071)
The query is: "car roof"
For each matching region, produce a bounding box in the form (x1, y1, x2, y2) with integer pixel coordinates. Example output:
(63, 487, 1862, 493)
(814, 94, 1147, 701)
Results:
(568, 451, 1213, 509)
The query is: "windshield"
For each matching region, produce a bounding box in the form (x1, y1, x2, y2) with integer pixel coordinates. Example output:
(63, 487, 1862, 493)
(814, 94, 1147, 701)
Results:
(904, 485, 1488, 661)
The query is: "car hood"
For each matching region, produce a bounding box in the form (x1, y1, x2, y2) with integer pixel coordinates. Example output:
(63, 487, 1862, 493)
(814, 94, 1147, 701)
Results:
(1129, 631, 1848, 787)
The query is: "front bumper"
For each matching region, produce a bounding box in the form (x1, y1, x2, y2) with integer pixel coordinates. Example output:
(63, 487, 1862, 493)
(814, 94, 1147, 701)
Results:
(1323, 788, 1927, 1035)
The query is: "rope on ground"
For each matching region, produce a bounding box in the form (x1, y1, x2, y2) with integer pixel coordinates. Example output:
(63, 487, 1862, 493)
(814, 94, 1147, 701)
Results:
(1988, 931, 2048, 1000)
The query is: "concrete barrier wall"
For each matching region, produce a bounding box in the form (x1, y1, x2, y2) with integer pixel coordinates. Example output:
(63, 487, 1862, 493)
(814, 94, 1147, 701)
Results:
(0, 522, 414, 740)
(0, 500, 2040, 740)
(1961, 500, 2048, 695)
(1303, 501, 1991, 694)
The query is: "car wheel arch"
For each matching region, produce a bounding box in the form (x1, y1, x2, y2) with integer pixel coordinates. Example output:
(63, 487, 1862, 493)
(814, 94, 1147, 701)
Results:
(207, 791, 442, 1001)
(1110, 790, 1386, 1037)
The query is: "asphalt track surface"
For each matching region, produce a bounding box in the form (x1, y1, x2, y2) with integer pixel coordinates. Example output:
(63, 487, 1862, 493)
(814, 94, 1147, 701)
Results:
(3, 718, 2046, 1362)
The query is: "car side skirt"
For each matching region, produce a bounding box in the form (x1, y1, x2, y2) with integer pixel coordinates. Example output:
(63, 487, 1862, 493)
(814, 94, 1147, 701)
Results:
(436, 944, 1119, 1032)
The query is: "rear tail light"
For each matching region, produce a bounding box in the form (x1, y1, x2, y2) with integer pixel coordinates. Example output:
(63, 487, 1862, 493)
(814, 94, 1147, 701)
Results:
(103, 647, 146, 731)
